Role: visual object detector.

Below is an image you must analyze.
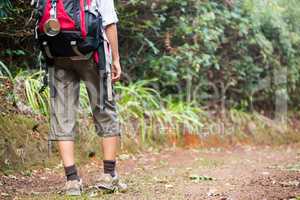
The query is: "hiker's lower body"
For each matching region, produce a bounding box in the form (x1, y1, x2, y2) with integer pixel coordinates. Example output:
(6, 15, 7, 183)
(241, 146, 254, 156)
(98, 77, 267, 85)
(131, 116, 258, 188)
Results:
(48, 57, 120, 140)
(48, 57, 125, 195)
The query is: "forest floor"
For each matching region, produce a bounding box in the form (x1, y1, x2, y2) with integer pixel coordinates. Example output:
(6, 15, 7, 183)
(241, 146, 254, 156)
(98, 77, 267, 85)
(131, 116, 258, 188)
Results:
(1, 144, 300, 200)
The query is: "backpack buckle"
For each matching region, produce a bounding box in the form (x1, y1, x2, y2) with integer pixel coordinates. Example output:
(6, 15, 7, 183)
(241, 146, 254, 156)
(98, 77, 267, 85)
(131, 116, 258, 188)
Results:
(42, 41, 53, 59)
(70, 41, 85, 57)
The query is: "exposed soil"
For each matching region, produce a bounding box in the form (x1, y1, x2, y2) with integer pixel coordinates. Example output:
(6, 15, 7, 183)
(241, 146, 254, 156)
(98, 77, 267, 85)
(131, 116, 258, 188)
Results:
(1, 144, 300, 200)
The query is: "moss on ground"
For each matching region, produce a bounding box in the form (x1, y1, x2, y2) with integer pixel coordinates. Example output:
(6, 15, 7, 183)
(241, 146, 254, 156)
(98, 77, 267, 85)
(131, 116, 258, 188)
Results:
(0, 114, 144, 173)
(0, 114, 51, 173)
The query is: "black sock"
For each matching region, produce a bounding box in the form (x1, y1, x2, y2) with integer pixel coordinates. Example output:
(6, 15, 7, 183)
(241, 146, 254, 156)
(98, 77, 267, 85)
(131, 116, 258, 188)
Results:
(103, 160, 116, 177)
(64, 165, 80, 181)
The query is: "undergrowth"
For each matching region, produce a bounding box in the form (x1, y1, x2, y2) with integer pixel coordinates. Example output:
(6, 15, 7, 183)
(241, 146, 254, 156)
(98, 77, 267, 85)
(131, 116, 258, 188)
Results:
(1, 68, 300, 173)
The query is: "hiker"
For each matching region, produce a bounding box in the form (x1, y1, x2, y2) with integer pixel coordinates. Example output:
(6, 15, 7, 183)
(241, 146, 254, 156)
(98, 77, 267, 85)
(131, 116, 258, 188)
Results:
(33, 0, 126, 196)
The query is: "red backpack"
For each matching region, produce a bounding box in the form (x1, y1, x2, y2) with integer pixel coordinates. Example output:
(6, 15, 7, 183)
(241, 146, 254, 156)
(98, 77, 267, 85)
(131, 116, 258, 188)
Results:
(34, 0, 112, 108)
(35, 0, 104, 59)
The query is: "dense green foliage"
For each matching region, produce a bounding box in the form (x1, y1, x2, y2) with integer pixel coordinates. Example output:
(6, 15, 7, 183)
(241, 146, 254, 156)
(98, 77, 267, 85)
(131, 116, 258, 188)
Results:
(117, 0, 300, 110)
(1, 0, 300, 111)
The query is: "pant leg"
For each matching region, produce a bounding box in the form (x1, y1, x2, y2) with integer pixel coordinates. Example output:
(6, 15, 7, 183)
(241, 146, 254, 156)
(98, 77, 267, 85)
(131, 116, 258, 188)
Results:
(74, 59, 121, 137)
(48, 58, 80, 141)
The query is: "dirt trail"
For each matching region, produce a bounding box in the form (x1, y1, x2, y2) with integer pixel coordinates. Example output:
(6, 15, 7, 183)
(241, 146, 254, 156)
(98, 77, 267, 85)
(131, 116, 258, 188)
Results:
(1, 144, 300, 200)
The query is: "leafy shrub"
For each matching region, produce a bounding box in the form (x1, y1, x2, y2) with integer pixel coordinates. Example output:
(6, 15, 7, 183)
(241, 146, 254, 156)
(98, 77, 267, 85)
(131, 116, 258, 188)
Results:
(0, 0, 12, 17)
(8, 71, 204, 144)
(1, 0, 300, 111)
(117, 0, 300, 110)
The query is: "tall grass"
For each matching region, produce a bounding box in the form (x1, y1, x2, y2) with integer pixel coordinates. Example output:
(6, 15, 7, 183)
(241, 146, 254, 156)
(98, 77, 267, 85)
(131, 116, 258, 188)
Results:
(2, 66, 300, 150)
(22, 71, 49, 115)
(0, 61, 12, 80)
(9, 70, 204, 144)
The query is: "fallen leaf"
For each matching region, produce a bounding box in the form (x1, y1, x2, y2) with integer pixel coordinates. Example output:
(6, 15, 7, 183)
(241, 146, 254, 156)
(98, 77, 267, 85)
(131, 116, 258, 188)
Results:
(189, 174, 214, 182)
(119, 154, 130, 160)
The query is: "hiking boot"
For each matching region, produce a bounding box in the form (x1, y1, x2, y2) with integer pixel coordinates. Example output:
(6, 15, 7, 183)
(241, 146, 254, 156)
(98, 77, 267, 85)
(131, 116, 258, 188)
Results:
(95, 172, 128, 193)
(63, 179, 83, 196)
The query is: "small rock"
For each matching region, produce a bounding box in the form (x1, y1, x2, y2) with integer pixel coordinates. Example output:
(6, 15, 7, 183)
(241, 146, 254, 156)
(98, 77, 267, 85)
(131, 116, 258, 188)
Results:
(147, 147, 154, 152)
(247, 121, 256, 134)
(280, 180, 300, 187)
(153, 176, 168, 184)
(165, 184, 173, 189)
(119, 154, 130, 160)
(207, 188, 219, 197)
(54, 163, 63, 169)
(8, 175, 17, 180)
(1, 193, 9, 197)
(88, 191, 99, 197)
(31, 191, 40, 195)
(160, 160, 168, 166)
